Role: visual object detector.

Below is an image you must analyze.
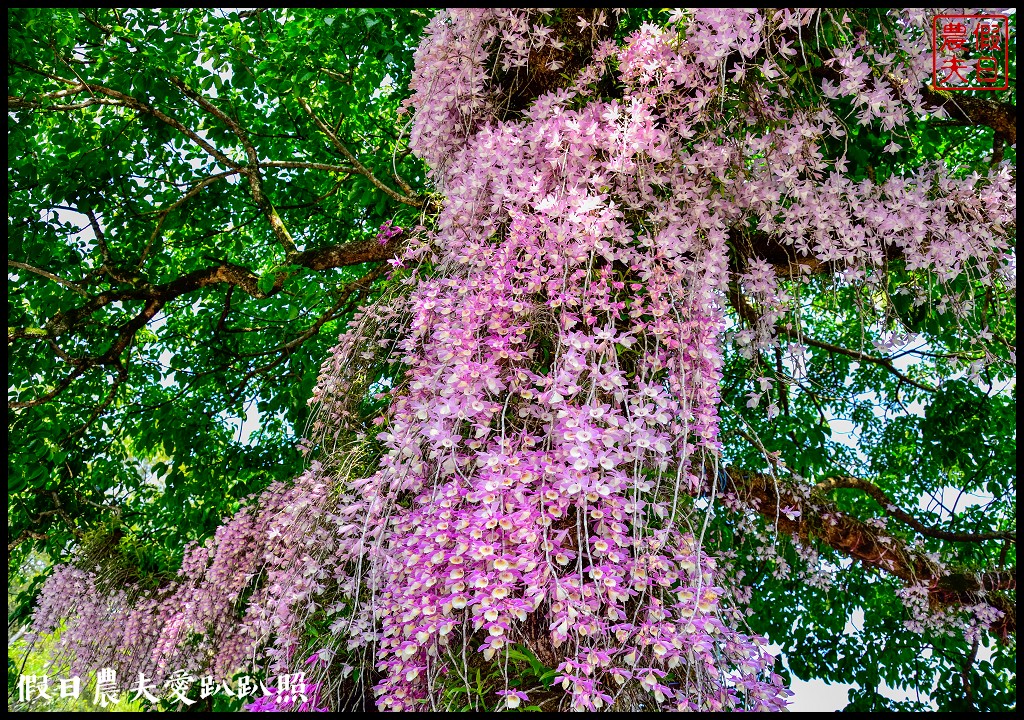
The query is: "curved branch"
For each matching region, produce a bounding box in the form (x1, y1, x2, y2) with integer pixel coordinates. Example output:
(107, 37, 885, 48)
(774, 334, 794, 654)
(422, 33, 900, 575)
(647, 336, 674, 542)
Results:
(7, 96, 121, 111)
(814, 475, 1015, 543)
(797, 335, 935, 393)
(260, 160, 353, 174)
(33, 235, 402, 341)
(9, 366, 86, 409)
(8, 260, 89, 297)
(158, 170, 242, 215)
(10, 75, 372, 270)
(230, 263, 389, 360)
(134, 170, 243, 270)
(296, 96, 424, 209)
(727, 281, 936, 393)
(69, 365, 127, 438)
(725, 466, 1015, 634)
(8, 530, 49, 553)
(227, 266, 385, 402)
(8, 233, 402, 407)
(8, 64, 239, 169)
(290, 234, 405, 271)
(919, 87, 1017, 146)
(84, 208, 114, 268)
(168, 75, 299, 257)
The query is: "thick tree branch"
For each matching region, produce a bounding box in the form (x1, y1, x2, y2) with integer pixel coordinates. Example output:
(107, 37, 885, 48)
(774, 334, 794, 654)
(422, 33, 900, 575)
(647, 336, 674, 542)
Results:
(725, 466, 1015, 634)
(260, 160, 353, 174)
(11, 301, 165, 408)
(492, 8, 614, 116)
(919, 87, 1017, 147)
(33, 236, 402, 340)
(8, 530, 49, 553)
(729, 229, 836, 276)
(290, 234, 404, 271)
(7, 96, 121, 111)
(8, 232, 403, 407)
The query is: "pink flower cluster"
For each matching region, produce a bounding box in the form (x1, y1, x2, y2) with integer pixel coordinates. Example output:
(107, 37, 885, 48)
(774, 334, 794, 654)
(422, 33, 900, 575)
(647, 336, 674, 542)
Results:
(32, 466, 335, 687)
(315, 8, 794, 712)
(28, 565, 129, 679)
(376, 220, 403, 246)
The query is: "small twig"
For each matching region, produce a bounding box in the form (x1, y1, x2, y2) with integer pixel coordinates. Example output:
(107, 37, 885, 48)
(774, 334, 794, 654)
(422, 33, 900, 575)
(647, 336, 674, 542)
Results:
(728, 282, 935, 393)
(8, 261, 88, 297)
(297, 96, 424, 209)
